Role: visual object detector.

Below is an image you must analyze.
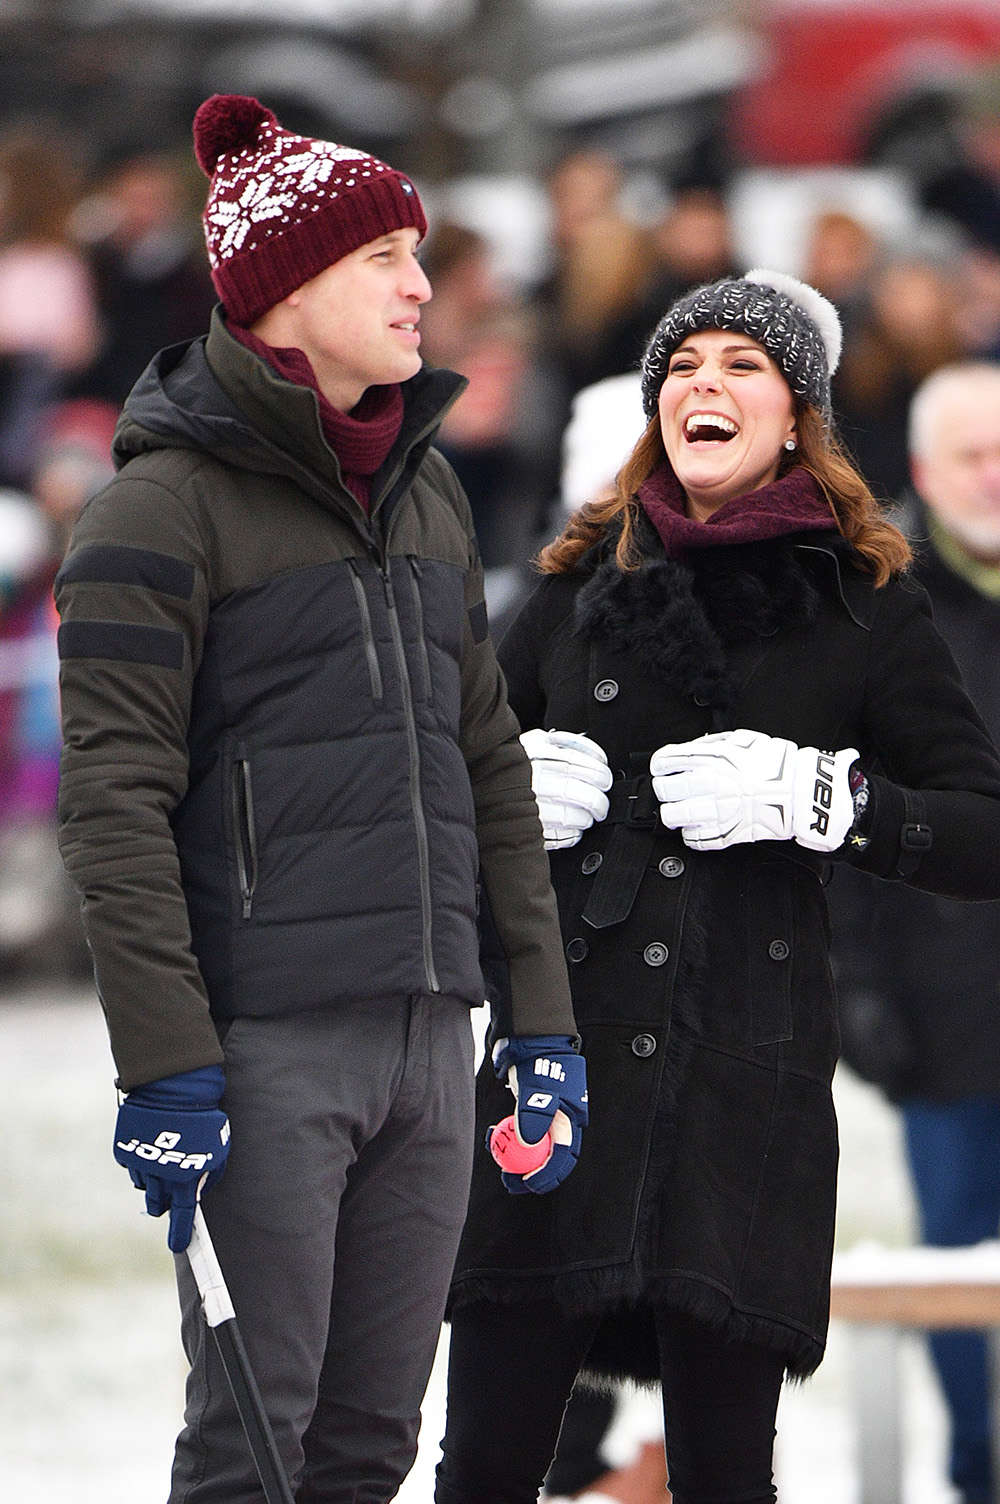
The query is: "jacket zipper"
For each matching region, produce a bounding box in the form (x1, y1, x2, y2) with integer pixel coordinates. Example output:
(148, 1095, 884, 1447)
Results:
(382, 562, 440, 994)
(232, 755, 258, 920)
(407, 556, 433, 701)
(347, 558, 384, 701)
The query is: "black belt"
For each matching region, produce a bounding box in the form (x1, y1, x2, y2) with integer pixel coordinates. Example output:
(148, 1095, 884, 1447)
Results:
(581, 764, 827, 930)
(582, 767, 660, 930)
(893, 788, 932, 880)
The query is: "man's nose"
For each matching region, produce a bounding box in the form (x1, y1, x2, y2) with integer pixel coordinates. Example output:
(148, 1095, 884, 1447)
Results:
(404, 256, 432, 303)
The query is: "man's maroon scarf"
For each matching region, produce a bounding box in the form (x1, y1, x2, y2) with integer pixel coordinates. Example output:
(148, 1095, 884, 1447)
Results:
(638, 461, 840, 556)
(229, 322, 404, 513)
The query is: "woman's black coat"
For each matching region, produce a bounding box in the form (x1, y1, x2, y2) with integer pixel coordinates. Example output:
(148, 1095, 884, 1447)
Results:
(450, 515, 1000, 1379)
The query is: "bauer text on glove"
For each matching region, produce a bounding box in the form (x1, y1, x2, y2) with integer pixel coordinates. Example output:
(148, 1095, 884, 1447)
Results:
(650, 729, 859, 852)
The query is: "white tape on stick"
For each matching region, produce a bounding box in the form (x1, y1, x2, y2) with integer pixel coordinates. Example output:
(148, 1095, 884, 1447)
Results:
(188, 1206, 236, 1328)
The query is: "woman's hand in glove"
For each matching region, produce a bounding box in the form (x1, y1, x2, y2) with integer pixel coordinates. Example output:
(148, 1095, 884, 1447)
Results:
(519, 728, 613, 850)
(649, 729, 859, 852)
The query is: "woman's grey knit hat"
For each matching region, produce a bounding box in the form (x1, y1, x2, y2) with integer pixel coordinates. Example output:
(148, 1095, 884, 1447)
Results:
(640, 268, 844, 420)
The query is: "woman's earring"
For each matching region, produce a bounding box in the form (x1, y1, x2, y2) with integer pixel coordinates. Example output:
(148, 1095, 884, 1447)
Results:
(784, 438, 797, 452)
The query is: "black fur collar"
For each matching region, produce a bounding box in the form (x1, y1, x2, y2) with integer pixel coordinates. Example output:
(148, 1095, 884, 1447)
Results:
(574, 516, 825, 709)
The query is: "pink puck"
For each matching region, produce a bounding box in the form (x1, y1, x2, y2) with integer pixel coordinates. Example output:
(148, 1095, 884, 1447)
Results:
(489, 1114, 552, 1175)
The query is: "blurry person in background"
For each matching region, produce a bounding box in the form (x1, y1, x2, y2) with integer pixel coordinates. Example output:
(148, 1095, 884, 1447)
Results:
(923, 65, 1000, 256)
(32, 399, 120, 553)
(833, 361, 1000, 1504)
(70, 148, 215, 407)
(536, 149, 653, 399)
(418, 221, 555, 600)
(0, 399, 117, 980)
(0, 121, 99, 489)
(802, 210, 880, 340)
(834, 254, 963, 501)
(0, 121, 99, 379)
(0, 344, 61, 492)
(647, 187, 734, 301)
(558, 371, 646, 526)
(0, 488, 50, 817)
(595, 186, 736, 385)
(956, 245, 1000, 360)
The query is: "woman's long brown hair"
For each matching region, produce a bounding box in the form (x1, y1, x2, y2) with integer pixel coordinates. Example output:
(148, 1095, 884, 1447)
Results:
(537, 401, 912, 587)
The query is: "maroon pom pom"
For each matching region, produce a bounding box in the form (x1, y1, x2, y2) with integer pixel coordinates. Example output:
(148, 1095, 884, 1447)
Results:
(193, 94, 276, 176)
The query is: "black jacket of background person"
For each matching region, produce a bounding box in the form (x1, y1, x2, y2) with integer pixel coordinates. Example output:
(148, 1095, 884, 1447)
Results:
(451, 511, 1000, 1383)
(831, 498, 1000, 1101)
(55, 308, 576, 1093)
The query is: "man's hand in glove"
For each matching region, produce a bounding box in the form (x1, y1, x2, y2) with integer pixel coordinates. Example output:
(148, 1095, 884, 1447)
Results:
(491, 1035, 588, 1194)
(519, 728, 613, 850)
(650, 729, 859, 852)
(114, 1063, 230, 1252)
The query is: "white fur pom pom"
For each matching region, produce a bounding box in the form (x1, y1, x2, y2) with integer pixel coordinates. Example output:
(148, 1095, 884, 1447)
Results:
(744, 267, 843, 375)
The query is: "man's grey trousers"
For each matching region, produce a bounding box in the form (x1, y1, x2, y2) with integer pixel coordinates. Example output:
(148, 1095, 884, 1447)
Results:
(169, 994, 476, 1504)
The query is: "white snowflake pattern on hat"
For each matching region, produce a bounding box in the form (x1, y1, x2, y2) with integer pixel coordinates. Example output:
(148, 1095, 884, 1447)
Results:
(205, 141, 388, 265)
(274, 145, 371, 194)
(206, 173, 299, 265)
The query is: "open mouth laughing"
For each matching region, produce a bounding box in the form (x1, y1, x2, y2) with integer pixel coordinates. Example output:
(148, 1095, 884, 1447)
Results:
(683, 411, 739, 443)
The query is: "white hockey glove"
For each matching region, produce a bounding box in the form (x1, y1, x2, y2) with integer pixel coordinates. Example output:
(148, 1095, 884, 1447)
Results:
(519, 728, 613, 850)
(649, 729, 859, 853)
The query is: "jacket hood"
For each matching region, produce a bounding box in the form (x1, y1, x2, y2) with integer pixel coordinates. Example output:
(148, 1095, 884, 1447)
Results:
(114, 336, 272, 473)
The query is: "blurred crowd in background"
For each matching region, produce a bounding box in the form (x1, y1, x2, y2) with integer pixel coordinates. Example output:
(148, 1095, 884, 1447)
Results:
(1, 0, 1000, 985)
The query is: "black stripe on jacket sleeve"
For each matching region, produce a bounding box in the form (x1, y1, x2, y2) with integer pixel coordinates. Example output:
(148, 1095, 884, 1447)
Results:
(56, 544, 197, 600)
(468, 599, 489, 645)
(58, 620, 185, 670)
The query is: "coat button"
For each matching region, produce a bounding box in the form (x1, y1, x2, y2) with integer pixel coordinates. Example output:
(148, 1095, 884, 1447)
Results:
(594, 678, 619, 702)
(693, 694, 708, 707)
(566, 937, 589, 963)
(643, 942, 669, 967)
(632, 1033, 657, 1057)
(768, 940, 790, 961)
(582, 851, 603, 875)
(659, 857, 685, 878)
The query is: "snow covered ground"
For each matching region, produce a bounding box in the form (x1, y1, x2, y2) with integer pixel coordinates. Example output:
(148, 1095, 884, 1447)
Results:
(0, 987, 958, 1503)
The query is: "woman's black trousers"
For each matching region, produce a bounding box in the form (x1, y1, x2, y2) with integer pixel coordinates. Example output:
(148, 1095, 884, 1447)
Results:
(434, 1299, 785, 1504)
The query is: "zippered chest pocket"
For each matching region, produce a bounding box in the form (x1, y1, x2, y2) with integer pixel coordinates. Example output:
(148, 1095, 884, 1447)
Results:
(407, 557, 433, 703)
(231, 751, 258, 920)
(347, 558, 384, 703)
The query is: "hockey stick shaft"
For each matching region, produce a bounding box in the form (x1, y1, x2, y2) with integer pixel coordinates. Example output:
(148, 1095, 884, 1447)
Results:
(187, 1206, 296, 1504)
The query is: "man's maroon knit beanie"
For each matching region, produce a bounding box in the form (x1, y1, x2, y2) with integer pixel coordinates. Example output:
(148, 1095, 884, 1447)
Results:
(193, 94, 427, 327)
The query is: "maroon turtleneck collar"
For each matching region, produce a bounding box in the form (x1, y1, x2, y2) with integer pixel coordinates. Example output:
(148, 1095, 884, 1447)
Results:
(638, 461, 840, 557)
(229, 322, 404, 513)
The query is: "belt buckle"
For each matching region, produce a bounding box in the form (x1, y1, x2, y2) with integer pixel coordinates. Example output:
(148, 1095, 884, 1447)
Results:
(625, 777, 658, 828)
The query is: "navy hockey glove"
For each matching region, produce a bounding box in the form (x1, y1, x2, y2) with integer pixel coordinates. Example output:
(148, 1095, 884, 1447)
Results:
(491, 1035, 588, 1194)
(113, 1064, 230, 1253)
